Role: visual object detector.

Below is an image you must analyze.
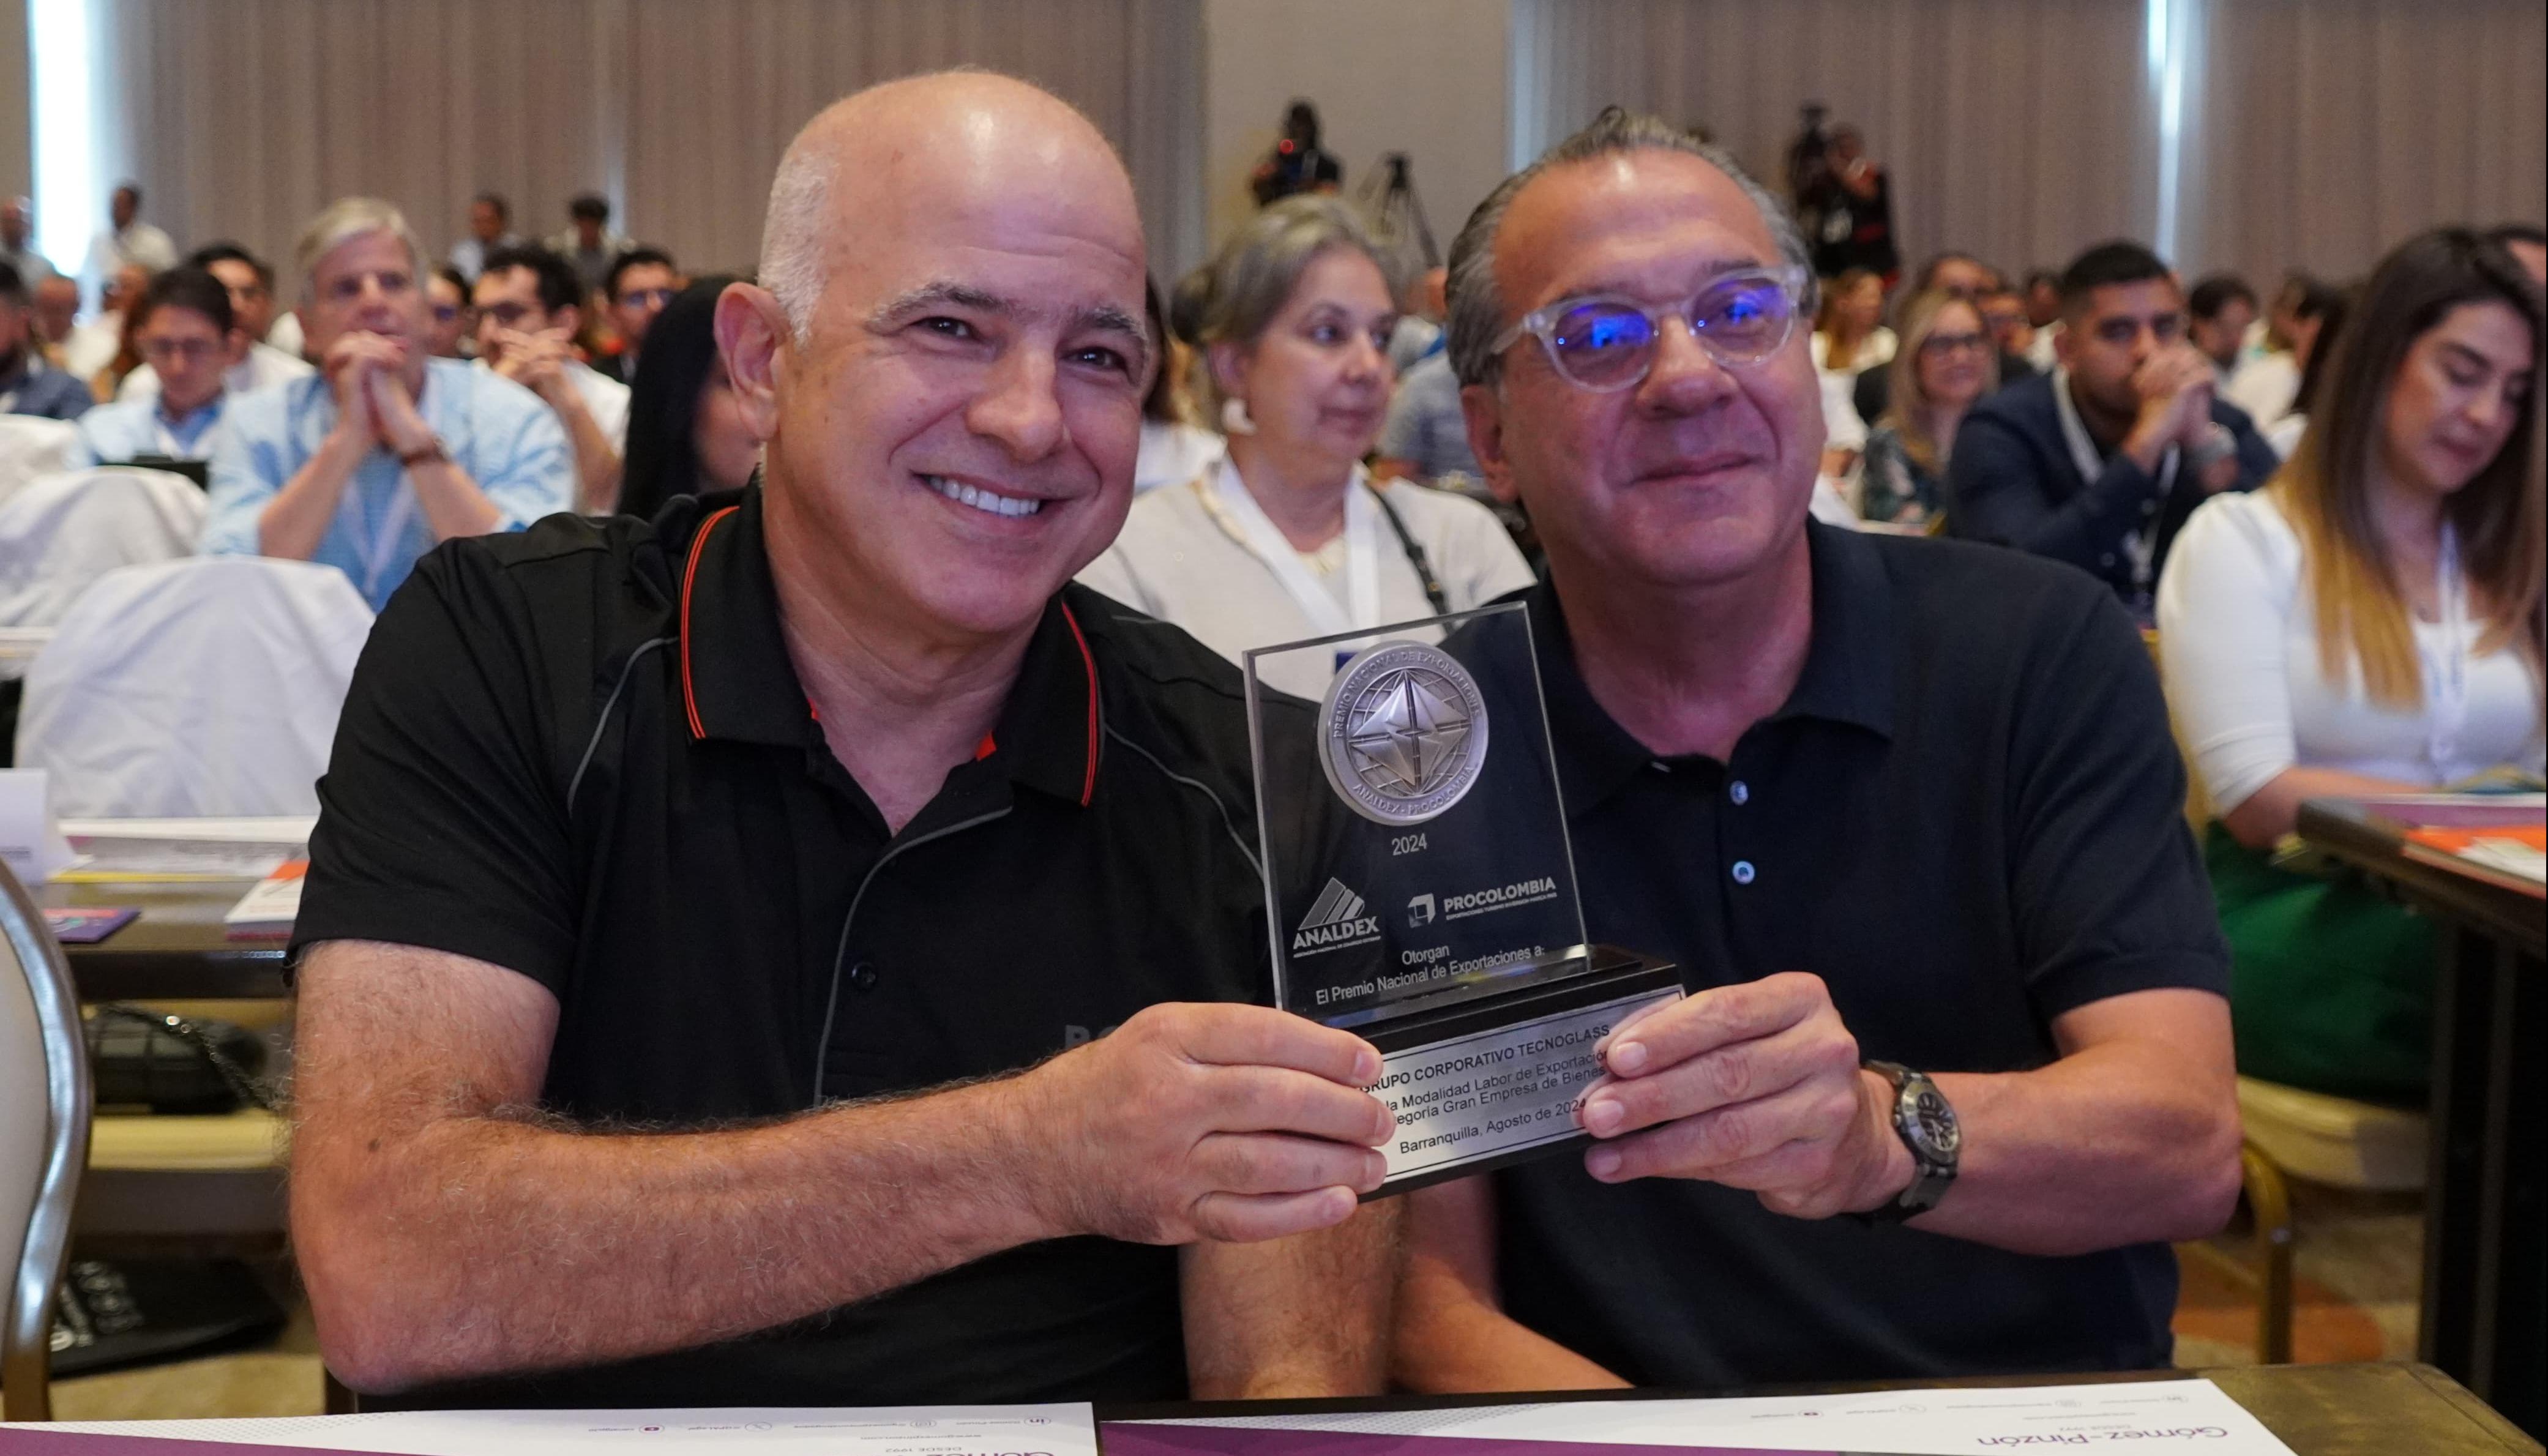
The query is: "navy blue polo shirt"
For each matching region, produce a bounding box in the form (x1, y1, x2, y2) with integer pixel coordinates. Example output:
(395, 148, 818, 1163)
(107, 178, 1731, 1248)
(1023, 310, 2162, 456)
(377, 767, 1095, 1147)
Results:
(296, 487, 1279, 1406)
(1479, 523, 2230, 1386)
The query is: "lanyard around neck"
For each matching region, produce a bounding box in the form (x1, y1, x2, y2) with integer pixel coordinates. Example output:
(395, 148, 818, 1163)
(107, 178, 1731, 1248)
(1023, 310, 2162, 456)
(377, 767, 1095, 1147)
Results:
(2053, 367, 2177, 588)
(2426, 523, 2470, 774)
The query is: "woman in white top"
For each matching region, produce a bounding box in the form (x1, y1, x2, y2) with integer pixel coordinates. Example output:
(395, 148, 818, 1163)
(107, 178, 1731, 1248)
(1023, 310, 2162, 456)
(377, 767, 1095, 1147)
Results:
(1809, 267, 1892, 474)
(2156, 228, 2543, 1097)
(1132, 274, 1222, 494)
(1080, 196, 1534, 700)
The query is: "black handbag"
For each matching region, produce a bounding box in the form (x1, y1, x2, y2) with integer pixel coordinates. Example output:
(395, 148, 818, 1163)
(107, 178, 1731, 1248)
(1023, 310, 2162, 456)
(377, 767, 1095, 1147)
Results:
(83, 1004, 278, 1114)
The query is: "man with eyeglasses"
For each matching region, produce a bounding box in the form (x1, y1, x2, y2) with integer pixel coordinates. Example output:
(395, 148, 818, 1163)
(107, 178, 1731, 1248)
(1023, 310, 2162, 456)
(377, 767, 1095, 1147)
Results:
(1946, 242, 2277, 612)
(203, 198, 571, 611)
(70, 267, 244, 476)
(473, 242, 630, 513)
(424, 267, 473, 359)
(1390, 110, 2240, 1392)
(0, 262, 92, 419)
(118, 243, 315, 407)
(597, 247, 682, 384)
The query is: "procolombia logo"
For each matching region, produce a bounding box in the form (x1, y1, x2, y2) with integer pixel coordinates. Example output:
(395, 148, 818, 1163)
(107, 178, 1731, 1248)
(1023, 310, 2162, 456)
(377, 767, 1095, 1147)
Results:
(1293, 877, 1381, 956)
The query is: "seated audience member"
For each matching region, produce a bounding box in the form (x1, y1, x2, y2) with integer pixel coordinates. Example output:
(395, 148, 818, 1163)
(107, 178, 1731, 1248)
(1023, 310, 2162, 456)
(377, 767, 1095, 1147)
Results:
(597, 247, 681, 384)
(2260, 284, 2352, 460)
(1078, 195, 1533, 698)
(1387, 264, 1448, 376)
(447, 192, 520, 283)
(120, 242, 314, 403)
(2021, 267, 2063, 371)
(0, 263, 94, 419)
(2225, 273, 2339, 430)
(1, 196, 48, 284)
(1373, 349, 1480, 491)
(64, 261, 150, 386)
(424, 266, 472, 359)
(1392, 108, 2240, 1392)
(82, 184, 176, 302)
(2157, 229, 2542, 1100)
(1812, 267, 1892, 376)
(69, 266, 240, 471)
(615, 275, 760, 520)
(474, 243, 629, 513)
(1131, 276, 1220, 495)
(287, 73, 1394, 1407)
(547, 192, 635, 299)
(1976, 282, 2041, 383)
(31, 275, 80, 368)
(2187, 274, 2258, 378)
(2492, 222, 2545, 284)
(1946, 241, 2278, 611)
(1811, 267, 1888, 467)
(1861, 289, 1996, 526)
(204, 198, 571, 611)
(1853, 255, 2034, 427)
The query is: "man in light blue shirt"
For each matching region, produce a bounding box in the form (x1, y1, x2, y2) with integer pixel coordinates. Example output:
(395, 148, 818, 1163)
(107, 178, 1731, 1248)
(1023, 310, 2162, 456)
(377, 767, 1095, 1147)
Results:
(205, 198, 571, 611)
(71, 266, 240, 474)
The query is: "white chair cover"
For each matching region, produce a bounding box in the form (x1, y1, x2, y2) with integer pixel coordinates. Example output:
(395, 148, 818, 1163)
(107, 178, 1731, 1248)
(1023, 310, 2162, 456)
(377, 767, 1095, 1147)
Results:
(0, 468, 207, 647)
(0, 417, 79, 512)
(16, 556, 375, 818)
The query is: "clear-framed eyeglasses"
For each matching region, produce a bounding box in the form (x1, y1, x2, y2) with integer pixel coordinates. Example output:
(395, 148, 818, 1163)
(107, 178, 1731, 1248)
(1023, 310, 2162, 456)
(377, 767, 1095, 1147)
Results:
(1491, 264, 1812, 392)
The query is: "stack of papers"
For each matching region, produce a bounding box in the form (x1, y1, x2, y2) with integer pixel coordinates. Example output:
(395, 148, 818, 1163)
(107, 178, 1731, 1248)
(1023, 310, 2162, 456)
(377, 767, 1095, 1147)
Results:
(56, 817, 317, 882)
(222, 860, 308, 939)
(1105, 1380, 2300, 1455)
(3, 1404, 1097, 1454)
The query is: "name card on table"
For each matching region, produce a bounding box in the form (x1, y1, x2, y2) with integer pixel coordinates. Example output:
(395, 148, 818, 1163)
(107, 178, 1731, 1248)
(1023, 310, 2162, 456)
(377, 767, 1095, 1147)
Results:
(0, 769, 77, 884)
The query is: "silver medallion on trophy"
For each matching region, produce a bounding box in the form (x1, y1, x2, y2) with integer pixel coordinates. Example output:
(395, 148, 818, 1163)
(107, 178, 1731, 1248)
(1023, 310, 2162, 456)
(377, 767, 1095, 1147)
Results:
(1244, 602, 1681, 1195)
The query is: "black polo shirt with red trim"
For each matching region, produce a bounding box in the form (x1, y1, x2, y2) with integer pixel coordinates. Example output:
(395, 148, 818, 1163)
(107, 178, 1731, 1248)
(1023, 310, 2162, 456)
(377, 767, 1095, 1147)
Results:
(294, 487, 1279, 1408)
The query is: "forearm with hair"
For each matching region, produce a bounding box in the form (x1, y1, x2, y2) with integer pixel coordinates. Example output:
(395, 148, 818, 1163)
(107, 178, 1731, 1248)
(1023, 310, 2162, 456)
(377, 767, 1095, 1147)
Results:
(290, 941, 1060, 1391)
(403, 457, 503, 540)
(258, 425, 368, 559)
(1179, 1198, 1399, 1398)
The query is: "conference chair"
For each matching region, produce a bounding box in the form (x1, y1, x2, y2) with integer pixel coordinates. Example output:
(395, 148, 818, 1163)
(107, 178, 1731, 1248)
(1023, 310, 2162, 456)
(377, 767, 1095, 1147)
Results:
(2144, 627, 2429, 1362)
(0, 856, 92, 1421)
(0, 469, 207, 663)
(17, 557, 374, 817)
(0, 417, 78, 512)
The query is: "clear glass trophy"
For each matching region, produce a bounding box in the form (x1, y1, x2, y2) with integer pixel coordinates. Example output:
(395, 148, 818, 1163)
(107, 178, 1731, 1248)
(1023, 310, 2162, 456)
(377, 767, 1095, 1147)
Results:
(1243, 600, 1681, 1195)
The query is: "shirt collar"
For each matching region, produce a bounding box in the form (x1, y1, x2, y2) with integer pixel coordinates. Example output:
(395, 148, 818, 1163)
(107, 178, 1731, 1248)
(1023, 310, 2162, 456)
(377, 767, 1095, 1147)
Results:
(673, 487, 1102, 807)
(157, 394, 223, 435)
(1530, 522, 1897, 813)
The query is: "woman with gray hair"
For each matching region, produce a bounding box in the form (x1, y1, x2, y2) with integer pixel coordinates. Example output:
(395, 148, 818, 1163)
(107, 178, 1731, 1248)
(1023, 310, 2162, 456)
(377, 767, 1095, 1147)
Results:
(1080, 195, 1533, 698)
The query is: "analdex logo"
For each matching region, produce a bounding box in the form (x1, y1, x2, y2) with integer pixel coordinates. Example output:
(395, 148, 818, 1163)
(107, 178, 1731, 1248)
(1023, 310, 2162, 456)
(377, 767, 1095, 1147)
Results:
(1293, 877, 1381, 955)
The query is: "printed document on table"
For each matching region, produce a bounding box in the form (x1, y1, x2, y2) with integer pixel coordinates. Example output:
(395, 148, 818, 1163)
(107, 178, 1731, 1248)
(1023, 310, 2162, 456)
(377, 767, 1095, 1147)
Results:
(4, 1403, 1096, 1455)
(1104, 1379, 2298, 1455)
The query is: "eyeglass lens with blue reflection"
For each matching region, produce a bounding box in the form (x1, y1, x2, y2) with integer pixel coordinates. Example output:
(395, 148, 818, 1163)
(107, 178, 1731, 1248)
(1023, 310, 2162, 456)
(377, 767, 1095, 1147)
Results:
(1495, 266, 1809, 392)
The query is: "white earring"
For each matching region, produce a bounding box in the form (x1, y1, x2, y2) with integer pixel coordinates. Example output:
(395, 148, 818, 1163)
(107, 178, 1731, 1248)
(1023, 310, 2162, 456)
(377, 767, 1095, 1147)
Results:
(1220, 396, 1257, 436)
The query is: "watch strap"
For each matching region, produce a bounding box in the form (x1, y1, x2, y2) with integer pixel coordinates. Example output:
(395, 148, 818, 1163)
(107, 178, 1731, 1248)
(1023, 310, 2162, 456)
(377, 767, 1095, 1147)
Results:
(1855, 1060, 1958, 1225)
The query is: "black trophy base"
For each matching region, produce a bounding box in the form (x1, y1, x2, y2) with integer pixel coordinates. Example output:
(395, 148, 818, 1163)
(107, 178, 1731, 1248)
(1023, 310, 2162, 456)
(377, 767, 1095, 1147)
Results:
(1351, 944, 1680, 1198)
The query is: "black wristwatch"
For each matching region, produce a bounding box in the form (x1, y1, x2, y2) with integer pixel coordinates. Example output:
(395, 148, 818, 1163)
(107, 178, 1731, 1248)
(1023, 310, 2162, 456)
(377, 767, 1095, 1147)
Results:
(1856, 1061, 1960, 1223)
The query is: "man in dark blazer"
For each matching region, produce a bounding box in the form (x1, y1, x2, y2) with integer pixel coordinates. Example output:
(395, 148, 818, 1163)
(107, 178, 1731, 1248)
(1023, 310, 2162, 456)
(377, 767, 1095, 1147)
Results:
(1946, 241, 2277, 611)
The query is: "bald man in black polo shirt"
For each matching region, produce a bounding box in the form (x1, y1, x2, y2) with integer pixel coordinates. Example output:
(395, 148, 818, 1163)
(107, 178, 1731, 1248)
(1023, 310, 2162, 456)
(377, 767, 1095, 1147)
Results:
(1390, 111, 2243, 1391)
(286, 73, 1395, 1406)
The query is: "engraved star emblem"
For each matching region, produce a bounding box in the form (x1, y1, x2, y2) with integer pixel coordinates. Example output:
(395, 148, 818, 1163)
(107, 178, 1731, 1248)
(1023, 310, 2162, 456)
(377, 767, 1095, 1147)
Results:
(1348, 670, 1472, 794)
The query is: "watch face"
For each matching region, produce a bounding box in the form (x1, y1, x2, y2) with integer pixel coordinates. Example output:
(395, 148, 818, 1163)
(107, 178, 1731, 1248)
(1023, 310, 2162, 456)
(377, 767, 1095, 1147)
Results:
(1908, 1088, 1960, 1159)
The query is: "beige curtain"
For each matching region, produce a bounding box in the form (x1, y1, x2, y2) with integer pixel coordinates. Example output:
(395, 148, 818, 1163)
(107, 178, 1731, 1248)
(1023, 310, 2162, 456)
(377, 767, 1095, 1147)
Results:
(1510, 0, 2164, 283)
(83, 0, 1205, 295)
(2183, 0, 2547, 288)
